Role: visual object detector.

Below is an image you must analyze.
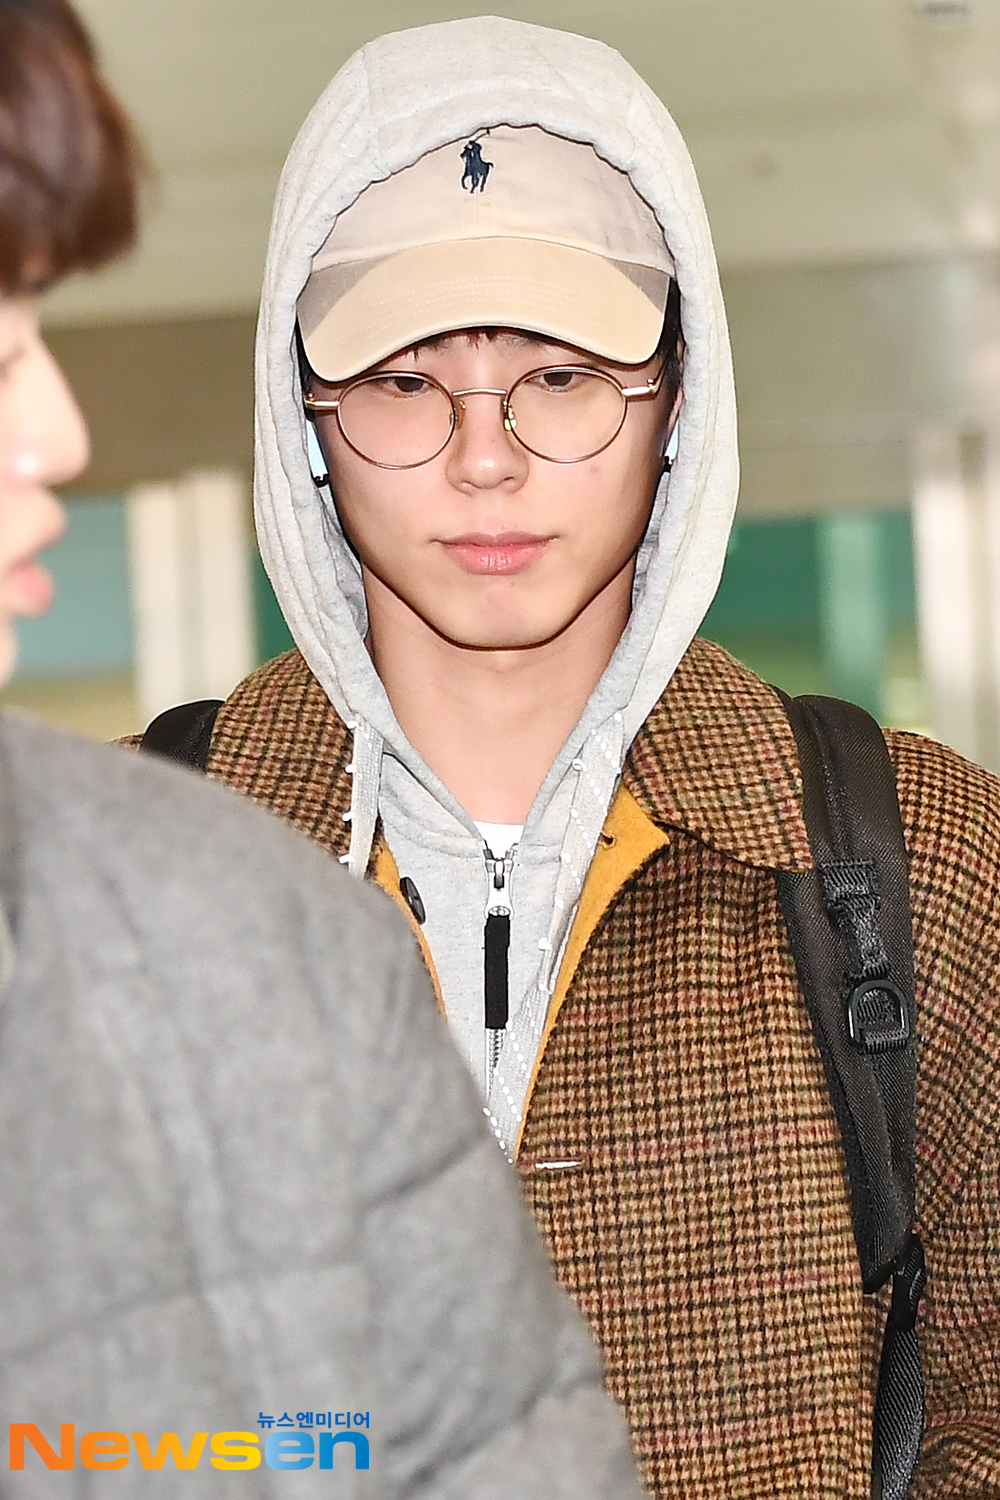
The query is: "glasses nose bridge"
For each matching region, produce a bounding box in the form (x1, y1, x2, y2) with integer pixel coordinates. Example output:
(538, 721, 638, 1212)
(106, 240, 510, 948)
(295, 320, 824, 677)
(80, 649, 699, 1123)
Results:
(449, 385, 511, 433)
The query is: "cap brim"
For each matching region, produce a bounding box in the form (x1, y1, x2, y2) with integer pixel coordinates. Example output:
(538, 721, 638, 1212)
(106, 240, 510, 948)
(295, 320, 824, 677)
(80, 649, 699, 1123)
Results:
(298, 238, 668, 381)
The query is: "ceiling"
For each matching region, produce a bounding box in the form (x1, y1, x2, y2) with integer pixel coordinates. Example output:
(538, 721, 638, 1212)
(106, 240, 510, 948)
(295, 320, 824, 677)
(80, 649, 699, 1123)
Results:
(44, 0, 1000, 327)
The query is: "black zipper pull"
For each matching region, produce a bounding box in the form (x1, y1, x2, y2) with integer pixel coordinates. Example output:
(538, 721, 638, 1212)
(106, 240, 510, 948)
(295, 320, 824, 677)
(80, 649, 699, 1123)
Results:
(483, 845, 515, 1038)
(484, 910, 510, 1029)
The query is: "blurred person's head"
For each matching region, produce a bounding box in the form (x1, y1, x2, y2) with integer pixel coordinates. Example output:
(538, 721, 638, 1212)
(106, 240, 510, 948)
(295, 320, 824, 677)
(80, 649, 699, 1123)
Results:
(0, 0, 139, 684)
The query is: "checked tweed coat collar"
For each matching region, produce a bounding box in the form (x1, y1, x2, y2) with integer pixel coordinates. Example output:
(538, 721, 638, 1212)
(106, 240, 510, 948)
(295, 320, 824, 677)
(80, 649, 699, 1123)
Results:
(203, 636, 1000, 1499)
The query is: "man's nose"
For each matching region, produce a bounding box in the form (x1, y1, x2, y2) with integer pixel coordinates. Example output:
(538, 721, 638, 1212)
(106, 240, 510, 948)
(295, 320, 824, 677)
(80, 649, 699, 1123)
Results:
(445, 389, 528, 490)
(19, 338, 90, 488)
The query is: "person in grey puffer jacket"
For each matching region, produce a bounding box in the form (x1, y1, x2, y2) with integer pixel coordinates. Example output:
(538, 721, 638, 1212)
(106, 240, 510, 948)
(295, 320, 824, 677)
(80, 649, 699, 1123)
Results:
(0, 721, 642, 1500)
(0, 4, 645, 1496)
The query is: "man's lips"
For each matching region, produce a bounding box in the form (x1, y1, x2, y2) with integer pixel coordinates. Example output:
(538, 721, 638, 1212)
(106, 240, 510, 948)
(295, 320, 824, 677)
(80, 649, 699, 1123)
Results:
(1, 555, 56, 616)
(438, 532, 553, 575)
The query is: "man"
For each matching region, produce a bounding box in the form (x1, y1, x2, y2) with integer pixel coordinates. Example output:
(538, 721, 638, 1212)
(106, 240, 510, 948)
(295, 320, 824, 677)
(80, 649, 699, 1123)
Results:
(0, 4, 650, 1496)
(160, 16, 1000, 1496)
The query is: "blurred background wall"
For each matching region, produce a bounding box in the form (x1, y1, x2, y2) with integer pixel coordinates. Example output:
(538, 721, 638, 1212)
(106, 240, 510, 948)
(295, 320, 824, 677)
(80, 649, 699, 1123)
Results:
(9, 0, 1000, 766)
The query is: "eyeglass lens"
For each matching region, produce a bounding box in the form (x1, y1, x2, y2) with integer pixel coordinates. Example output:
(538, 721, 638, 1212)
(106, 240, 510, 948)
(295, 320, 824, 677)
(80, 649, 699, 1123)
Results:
(336, 368, 628, 467)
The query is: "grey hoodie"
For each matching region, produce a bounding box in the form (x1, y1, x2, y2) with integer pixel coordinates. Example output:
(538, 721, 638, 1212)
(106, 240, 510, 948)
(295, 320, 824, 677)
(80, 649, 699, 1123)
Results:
(254, 17, 739, 1155)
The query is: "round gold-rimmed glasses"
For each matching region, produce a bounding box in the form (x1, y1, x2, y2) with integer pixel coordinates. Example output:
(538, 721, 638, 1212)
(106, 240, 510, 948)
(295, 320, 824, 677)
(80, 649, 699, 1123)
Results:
(303, 360, 667, 470)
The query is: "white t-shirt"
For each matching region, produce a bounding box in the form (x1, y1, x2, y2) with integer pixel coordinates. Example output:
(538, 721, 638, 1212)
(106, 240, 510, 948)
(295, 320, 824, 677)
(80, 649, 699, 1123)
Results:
(475, 821, 523, 858)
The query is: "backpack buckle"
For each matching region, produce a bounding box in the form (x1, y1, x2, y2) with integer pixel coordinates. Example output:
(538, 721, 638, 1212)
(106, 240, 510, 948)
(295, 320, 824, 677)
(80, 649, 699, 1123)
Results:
(846, 978, 910, 1053)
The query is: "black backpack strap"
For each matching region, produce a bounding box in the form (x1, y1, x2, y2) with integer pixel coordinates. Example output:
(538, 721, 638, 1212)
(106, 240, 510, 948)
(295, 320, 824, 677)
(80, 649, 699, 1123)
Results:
(774, 691, 926, 1500)
(139, 699, 222, 772)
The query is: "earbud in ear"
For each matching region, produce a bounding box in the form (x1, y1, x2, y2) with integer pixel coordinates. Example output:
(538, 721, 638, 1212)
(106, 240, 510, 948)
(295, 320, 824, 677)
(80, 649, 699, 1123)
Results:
(661, 421, 680, 473)
(306, 421, 330, 488)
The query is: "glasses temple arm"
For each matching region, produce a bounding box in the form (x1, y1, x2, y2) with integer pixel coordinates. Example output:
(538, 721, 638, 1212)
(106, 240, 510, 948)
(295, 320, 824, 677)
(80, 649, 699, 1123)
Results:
(619, 360, 668, 400)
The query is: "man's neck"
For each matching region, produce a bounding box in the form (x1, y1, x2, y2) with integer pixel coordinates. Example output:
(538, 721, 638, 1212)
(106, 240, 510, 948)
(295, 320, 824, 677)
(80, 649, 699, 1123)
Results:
(366, 588, 629, 824)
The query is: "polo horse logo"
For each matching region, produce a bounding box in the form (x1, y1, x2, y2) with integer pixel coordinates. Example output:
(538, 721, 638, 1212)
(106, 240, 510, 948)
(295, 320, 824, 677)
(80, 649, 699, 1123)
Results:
(460, 139, 492, 193)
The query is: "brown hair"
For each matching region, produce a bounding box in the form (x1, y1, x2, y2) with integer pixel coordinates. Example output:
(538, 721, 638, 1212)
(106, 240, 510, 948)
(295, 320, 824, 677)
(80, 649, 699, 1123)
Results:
(0, 0, 141, 294)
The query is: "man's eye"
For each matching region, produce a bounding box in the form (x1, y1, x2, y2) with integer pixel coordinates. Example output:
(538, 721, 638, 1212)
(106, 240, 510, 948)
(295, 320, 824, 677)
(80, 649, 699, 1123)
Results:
(370, 374, 431, 397)
(527, 367, 598, 395)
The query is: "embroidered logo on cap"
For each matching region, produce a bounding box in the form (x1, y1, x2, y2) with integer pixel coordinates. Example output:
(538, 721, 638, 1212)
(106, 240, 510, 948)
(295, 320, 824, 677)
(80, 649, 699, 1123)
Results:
(460, 138, 492, 193)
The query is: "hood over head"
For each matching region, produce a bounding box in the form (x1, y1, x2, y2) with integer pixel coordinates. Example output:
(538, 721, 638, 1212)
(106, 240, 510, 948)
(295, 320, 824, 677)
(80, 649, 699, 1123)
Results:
(254, 14, 739, 844)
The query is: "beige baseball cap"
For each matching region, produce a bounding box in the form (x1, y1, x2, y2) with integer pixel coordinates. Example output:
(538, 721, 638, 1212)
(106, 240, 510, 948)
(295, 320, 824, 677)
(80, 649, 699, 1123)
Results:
(297, 124, 675, 382)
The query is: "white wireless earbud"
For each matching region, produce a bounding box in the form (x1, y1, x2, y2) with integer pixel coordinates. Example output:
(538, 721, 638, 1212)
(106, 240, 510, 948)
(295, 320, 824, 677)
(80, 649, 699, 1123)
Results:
(662, 421, 680, 468)
(306, 422, 330, 487)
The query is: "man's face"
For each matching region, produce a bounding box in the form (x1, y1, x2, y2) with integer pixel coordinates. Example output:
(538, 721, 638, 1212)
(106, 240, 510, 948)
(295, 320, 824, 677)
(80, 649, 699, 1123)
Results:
(311, 330, 680, 658)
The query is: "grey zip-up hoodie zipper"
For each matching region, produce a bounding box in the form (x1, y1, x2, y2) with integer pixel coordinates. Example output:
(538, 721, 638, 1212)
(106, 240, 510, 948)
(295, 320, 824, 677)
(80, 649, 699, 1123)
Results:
(253, 15, 739, 1156)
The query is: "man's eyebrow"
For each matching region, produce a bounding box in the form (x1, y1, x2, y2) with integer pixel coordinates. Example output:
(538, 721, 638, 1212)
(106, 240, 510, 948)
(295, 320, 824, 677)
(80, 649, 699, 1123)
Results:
(404, 328, 555, 355)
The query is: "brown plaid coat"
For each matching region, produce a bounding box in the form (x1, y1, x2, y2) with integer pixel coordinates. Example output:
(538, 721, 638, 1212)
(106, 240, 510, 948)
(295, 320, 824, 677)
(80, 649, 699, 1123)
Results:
(190, 635, 1000, 1498)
